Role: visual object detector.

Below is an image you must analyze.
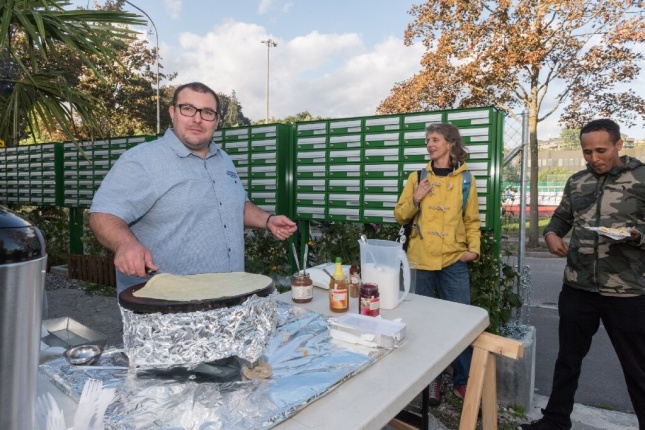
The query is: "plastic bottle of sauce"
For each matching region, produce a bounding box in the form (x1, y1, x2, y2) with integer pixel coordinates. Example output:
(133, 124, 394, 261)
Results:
(291, 271, 313, 303)
(329, 257, 348, 313)
(359, 283, 380, 317)
(349, 263, 360, 298)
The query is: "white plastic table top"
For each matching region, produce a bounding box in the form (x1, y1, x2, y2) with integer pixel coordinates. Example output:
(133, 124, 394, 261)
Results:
(37, 289, 489, 429)
(273, 289, 489, 429)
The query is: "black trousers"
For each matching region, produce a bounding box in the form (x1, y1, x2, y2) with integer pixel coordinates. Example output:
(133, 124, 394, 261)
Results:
(543, 285, 645, 429)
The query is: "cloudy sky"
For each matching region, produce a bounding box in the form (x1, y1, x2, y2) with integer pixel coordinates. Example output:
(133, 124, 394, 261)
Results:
(73, 0, 644, 140)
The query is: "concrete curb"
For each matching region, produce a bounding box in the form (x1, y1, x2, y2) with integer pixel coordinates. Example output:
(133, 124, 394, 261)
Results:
(526, 394, 639, 430)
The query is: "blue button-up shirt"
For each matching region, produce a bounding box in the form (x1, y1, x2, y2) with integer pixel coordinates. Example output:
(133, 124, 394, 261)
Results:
(90, 129, 247, 292)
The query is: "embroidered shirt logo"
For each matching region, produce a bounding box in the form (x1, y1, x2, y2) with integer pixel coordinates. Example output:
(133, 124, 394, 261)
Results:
(226, 170, 239, 179)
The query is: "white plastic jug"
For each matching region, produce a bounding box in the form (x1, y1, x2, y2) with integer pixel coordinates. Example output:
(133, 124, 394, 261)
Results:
(358, 239, 410, 309)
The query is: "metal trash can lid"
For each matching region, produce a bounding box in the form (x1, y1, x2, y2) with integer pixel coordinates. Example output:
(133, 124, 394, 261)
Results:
(0, 206, 46, 264)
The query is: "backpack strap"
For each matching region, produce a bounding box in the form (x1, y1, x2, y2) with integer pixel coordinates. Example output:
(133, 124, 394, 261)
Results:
(462, 170, 472, 214)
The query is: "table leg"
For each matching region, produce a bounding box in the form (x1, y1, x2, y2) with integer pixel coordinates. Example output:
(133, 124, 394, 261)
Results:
(421, 384, 429, 430)
(390, 384, 430, 430)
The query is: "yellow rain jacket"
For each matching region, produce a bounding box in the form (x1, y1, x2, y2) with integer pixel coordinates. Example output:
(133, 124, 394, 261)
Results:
(394, 162, 481, 271)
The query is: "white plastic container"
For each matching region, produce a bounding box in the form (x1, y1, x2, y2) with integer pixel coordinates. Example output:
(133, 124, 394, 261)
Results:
(329, 314, 406, 349)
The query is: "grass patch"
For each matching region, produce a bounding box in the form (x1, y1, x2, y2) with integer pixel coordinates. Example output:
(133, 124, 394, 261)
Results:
(594, 404, 616, 411)
(502, 217, 552, 236)
(401, 375, 529, 429)
(82, 282, 116, 297)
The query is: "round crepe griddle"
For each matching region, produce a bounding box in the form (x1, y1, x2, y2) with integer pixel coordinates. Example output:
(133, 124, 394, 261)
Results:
(119, 277, 275, 314)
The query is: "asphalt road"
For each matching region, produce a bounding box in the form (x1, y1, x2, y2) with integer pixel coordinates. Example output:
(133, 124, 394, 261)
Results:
(523, 256, 634, 414)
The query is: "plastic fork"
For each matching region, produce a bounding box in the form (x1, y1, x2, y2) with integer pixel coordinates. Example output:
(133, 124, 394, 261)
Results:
(73, 379, 102, 430)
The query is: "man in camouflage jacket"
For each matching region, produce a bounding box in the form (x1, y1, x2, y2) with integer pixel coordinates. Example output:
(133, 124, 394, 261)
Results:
(520, 119, 645, 430)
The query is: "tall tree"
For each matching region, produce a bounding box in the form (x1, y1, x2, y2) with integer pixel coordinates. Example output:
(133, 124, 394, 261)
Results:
(560, 128, 581, 150)
(221, 90, 251, 128)
(254, 111, 325, 126)
(0, 0, 144, 145)
(74, 0, 177, 138)
(379, 0, 645, 246)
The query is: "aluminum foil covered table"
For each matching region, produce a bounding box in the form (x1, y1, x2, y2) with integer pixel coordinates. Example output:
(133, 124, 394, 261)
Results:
(39, 302, 388, 429)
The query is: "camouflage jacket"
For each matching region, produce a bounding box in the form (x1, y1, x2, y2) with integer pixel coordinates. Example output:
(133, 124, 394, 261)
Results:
(544, 156, 645, 295)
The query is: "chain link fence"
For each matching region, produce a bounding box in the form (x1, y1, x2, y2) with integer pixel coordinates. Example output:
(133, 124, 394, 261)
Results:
(501, 112, 533, 330)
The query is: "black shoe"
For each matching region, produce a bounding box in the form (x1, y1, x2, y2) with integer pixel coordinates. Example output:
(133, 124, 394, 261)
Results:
(517, 418, 568, 430)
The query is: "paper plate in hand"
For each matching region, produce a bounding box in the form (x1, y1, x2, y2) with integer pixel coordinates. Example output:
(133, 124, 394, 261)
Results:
(585, 226, 631, 240)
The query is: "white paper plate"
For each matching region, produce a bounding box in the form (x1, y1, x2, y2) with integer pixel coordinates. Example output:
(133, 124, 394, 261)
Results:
(585, 226, 630, 240)
(306, 263, 350, 289)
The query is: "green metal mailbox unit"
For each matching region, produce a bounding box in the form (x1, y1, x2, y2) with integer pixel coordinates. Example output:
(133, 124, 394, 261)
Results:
(219, 123, 292, 217)
(293, 107, 504, 237)
(61, 136, 151, 208)
(0, 107, 504, 257)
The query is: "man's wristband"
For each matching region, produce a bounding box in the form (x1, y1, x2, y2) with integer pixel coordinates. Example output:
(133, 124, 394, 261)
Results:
(265, 214, 275, 230)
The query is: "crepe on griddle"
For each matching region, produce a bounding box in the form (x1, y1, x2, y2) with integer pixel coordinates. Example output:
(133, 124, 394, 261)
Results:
(133, 272, 273, 301)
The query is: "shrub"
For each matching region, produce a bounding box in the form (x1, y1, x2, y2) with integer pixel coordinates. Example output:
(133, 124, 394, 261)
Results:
(470, 230, 522, 334)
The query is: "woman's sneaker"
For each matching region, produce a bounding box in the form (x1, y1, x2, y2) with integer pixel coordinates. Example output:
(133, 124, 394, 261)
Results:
(453, 385, 467, 400)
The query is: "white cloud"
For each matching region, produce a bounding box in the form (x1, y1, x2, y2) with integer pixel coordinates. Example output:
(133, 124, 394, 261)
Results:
(162, 20, 424, 122)
(258, 0, 272, 15)
(163, 0, 182, 19)
(282, 2, 293, 13)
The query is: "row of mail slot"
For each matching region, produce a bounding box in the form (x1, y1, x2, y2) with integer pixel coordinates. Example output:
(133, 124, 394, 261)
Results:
(296, 206, 488, 227)
(296, 191, 489, 210)
(216, 125, 493, 153)
(63, 148, 127, 164)
(1, 152, 56, 163)
(296, 127, 493, 150)
(218, 128, 492, 156)
(3, 195, 56, 205)
(295, 161, 491, 179)
(0, 179, 56, 188)
(226, 145, 491, 169)
(213, 124, 291, 142)
(1, 170, 56, 178)
(295, 108, 494, 136)
(294, 145, 491, 164)
(221, 139, 280, 153)
(295, 175, 489, 193)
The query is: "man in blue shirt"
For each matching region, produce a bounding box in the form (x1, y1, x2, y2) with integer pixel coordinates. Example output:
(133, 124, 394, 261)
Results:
(89, 82, 297, 293)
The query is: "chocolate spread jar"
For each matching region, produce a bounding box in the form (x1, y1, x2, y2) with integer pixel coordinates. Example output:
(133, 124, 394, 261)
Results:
(291, 272, 313, 303)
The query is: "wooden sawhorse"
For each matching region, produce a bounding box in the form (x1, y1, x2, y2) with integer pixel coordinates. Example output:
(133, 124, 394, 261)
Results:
(391, 332, 524, 430)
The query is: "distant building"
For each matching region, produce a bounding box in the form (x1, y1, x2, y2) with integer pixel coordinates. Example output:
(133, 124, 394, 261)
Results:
(535, 147, 645, 173)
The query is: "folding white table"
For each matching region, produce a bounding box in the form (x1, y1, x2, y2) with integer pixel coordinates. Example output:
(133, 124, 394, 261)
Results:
(274, 289, 489, 429)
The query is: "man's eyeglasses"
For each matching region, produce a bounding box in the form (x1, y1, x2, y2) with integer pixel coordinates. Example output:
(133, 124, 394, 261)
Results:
(175, 104, 219, 122)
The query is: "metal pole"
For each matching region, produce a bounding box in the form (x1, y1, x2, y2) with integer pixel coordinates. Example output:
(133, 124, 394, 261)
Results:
(124, 1, 160, 134)
(518, 111, 529, 275)
(261, 39, 277, 123)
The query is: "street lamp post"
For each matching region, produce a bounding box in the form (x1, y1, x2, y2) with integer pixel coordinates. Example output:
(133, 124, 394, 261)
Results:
(124, 1, 160, 134)
(261, 39, 277, 123)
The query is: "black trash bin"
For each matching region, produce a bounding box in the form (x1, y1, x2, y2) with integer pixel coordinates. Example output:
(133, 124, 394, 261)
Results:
(0, 206, 47, 430)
